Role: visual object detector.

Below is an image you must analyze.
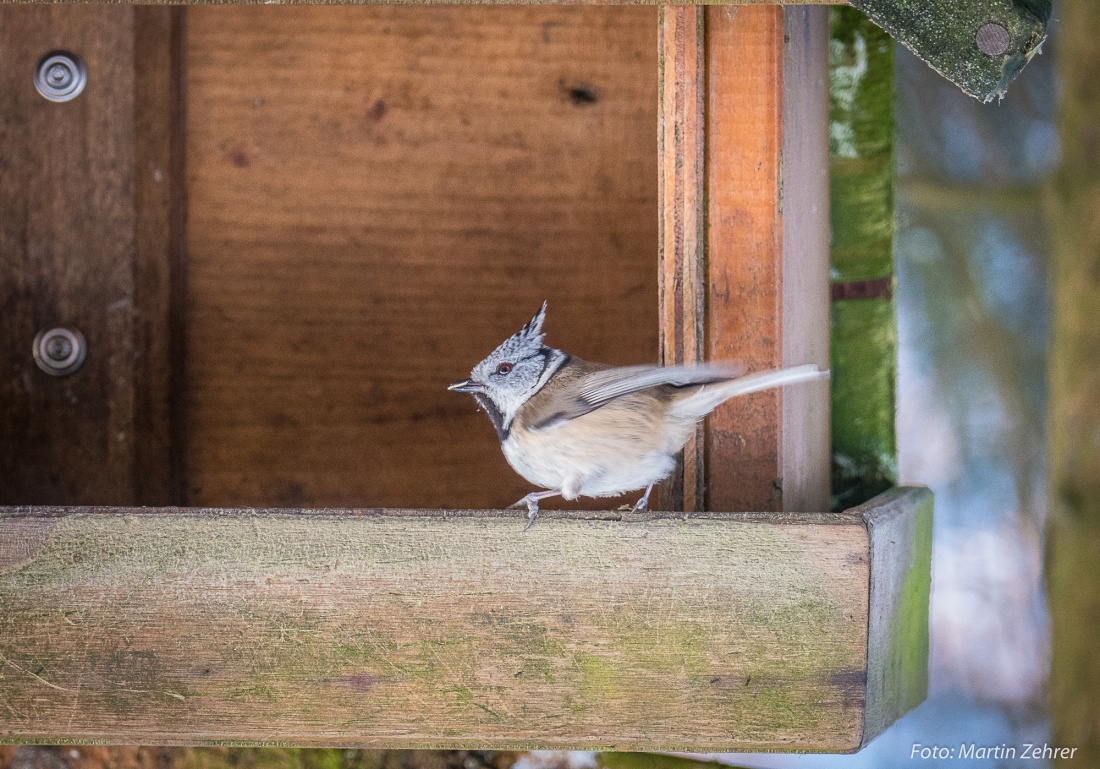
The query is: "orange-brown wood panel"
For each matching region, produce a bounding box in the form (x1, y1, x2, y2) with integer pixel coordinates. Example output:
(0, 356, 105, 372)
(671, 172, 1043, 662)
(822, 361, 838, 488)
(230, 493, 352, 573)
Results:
(657, 5, 706, 513)
(660, 6, 829, 513)
(184, 6, 658, 509)
(705, 6, 786, 512)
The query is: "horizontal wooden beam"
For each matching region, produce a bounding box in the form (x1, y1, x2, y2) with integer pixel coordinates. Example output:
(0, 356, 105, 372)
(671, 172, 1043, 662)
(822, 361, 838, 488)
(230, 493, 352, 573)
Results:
(0, 0, 846, 4)
(0, 487, 930, 751)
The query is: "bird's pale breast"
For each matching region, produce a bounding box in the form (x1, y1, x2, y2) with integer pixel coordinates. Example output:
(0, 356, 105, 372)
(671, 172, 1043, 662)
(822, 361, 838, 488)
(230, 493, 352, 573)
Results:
(503, 390, 696, 499)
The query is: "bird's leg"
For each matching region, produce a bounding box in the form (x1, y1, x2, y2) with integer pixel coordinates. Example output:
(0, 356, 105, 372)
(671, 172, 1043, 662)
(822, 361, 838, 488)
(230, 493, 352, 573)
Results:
(630, 484, 655, 514)
(508, 489, 562, 530)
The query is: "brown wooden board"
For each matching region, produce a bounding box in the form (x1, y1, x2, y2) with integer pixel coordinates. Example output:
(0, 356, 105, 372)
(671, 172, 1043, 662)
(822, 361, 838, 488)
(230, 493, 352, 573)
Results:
(657, 5, 706, 512)
(184, 6, 659, 511)
(0, 487, 930, 751)
(779, 7, 831, 513)
(658, 7, 830, 513)
(0, 6, 178, 507)
(133, 7, 186, 506)
(0, 1, 844, 5)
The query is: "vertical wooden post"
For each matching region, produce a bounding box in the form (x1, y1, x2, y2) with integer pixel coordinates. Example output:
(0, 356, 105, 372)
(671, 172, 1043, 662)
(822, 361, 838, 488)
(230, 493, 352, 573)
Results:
(658, 6, 830, 513)
(133, 6, 186, 506)
(779, 7, 831, 513)
(0, 7, 182, 506)
(658, 5, 706, 513)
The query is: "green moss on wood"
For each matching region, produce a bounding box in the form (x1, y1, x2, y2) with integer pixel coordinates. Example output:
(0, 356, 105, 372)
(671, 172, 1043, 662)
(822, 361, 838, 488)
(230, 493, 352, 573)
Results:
(860, 487, 932, 743)
(886, 491, 932, 722)
(847, 0, 1048, 102)
(831, 300, 898, 510)
(0, 512, 874, 751)
(829, 7, 898, 511)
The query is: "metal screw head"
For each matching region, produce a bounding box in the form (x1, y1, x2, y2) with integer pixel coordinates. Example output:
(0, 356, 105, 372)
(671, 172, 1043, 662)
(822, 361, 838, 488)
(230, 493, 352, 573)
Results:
(34, 51, 87, 103)
(33, 327, 86, 376)
(976, 23, 1011, 57)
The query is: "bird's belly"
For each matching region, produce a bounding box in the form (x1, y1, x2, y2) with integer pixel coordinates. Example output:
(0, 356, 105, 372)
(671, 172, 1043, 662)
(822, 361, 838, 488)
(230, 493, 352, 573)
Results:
(502, 421, 681, 499)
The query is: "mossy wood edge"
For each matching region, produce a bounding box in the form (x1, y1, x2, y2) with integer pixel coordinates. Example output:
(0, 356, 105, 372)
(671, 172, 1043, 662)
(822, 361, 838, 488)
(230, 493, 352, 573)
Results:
(828, 6, 897, 511)
(848, 0, 1049, 102)
(852, 485, 932, 745)
(0, 488, 929, 752)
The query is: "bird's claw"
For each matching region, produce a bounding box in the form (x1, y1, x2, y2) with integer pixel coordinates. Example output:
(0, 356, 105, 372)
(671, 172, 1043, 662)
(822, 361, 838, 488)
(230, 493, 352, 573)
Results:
(523, 504, 539, 531)
(510, 493, 541, 530)
(628, 484, 655, 515)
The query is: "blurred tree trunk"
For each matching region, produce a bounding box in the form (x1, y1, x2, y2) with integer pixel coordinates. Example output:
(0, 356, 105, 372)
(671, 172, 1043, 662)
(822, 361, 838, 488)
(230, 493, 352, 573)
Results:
(1046, 0, 1100, 762)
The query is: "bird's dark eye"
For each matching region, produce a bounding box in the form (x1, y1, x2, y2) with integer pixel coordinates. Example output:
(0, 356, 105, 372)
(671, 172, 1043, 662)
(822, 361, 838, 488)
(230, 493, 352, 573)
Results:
(496, 362, 513, 376)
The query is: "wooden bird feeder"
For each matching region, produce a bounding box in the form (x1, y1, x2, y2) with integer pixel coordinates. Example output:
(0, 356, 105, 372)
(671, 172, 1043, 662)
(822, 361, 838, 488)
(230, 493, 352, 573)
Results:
(0, 0, 967, 755)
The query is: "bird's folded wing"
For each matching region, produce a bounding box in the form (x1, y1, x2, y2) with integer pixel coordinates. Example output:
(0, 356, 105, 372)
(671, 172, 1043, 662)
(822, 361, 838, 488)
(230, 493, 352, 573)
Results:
(531, 361, 744, 430)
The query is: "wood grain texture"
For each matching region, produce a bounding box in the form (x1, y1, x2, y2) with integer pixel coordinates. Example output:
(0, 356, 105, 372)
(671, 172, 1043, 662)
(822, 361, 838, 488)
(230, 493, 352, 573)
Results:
(704, 6, 783, 513)
(184, 6, 658, 510)
(0, 7, 176, 506)
(0, 489, 931, 751)
(779, 7, 831, 513)
(0, 1, 846, 6)
(847, 0, 1046, 103)
(133, 7, 186, 506)
(658, 7, 829, 514)
(657, 5, 706, 513)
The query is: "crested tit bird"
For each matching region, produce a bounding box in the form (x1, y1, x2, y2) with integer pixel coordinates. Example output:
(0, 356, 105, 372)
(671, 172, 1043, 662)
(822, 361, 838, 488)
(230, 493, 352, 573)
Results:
(449, 303, 826, 528)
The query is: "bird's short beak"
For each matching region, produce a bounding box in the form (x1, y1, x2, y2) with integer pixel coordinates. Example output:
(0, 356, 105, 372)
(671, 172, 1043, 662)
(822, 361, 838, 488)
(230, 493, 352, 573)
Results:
(448, 379, 485, 393)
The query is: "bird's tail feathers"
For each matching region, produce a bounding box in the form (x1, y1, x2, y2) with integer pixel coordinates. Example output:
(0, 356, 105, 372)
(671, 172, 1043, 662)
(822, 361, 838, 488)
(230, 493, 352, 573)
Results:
(668, 364, 827, 419)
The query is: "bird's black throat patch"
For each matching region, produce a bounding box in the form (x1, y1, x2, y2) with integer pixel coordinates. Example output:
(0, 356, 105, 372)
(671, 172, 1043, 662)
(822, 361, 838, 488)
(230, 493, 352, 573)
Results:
(473, 392, 509, 442)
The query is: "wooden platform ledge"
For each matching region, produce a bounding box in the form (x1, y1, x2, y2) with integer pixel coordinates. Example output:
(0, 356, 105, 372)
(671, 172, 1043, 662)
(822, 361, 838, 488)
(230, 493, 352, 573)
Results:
(0, 487, 931, 753)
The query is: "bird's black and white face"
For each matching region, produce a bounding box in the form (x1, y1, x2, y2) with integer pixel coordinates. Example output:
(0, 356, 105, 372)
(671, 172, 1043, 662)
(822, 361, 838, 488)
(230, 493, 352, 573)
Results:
(449, 303, 567, 439)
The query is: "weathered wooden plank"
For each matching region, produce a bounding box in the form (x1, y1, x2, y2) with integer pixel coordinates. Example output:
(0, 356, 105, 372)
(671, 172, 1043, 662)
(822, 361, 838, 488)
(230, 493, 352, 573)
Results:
(184, 5, 658, 510)
(0, 6, 177, 506)
(657, 7, 830, 514)
(779, 7, 831, 513)
(855, 485, 931, 745)
(0, 488, 930, 751)
(703, 8, 784, 513)
(849, 0, 1047, 103)
(0, 1, 846, 6)
(133, 6, 186, 506)
(657, 5, 706, 513)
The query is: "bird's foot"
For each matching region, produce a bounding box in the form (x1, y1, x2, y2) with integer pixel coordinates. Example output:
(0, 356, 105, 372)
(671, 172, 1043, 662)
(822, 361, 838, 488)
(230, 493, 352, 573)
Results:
(523, 502, 539, 531)
(509, 490, 560, 531)
(629, 484, 655, 515)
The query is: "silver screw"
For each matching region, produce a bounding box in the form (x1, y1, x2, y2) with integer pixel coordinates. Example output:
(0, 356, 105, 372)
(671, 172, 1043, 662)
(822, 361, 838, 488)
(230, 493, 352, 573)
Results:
(34, 51, 87, 102)
(976, 23, 1011, 57)
(33, 327, 86, 376)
